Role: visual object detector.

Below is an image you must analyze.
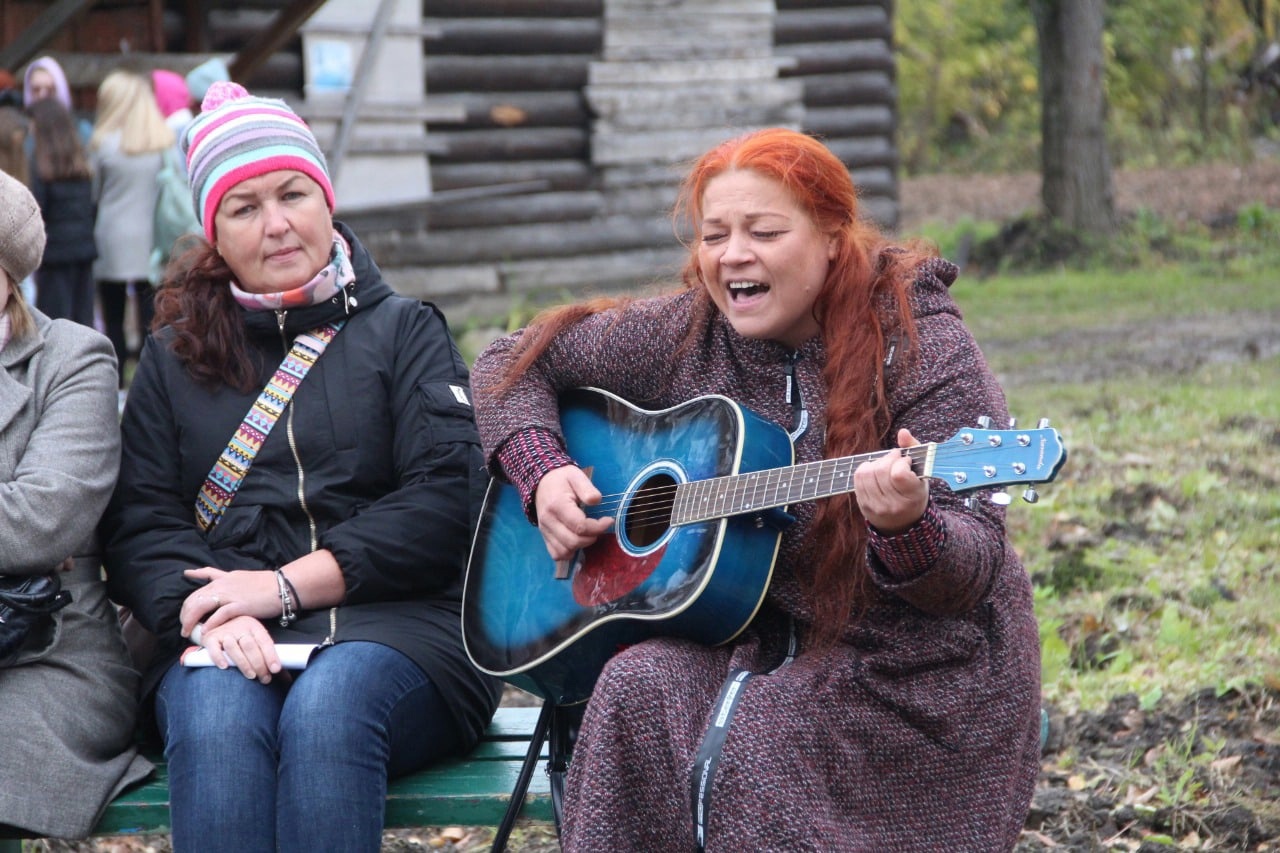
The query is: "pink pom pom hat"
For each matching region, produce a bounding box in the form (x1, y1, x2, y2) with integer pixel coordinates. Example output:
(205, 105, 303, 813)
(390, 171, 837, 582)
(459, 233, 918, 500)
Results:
(182, 81, 335, 243)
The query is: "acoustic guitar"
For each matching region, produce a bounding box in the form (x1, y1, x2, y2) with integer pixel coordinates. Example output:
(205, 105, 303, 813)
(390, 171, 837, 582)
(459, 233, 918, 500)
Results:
(462, 387, 1066, 705)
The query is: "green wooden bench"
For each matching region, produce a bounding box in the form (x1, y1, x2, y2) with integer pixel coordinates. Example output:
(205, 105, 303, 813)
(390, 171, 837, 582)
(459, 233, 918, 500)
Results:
(0, 706, 553, 852)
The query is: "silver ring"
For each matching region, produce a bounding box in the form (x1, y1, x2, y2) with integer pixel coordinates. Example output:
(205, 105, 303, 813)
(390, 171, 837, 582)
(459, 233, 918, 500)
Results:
(212, 595, 221, 606)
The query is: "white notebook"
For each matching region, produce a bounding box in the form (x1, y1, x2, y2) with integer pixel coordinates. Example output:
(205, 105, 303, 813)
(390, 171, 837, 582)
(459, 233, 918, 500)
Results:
(180, 643, 318, 669)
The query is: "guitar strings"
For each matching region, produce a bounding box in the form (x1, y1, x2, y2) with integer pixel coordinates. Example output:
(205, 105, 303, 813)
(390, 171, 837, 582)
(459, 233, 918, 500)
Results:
(579, 442, 1036, 526)
(584, 446, 931, 514)
(583, 442, 1019, 517)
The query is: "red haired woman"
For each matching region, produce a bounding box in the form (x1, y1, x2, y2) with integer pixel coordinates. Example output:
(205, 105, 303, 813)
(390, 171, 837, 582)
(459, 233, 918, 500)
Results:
(471, 127, 1041, 851)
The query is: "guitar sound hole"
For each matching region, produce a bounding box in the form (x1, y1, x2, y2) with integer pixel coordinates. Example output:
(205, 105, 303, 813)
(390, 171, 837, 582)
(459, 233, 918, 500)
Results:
(625, 473, 676, 548)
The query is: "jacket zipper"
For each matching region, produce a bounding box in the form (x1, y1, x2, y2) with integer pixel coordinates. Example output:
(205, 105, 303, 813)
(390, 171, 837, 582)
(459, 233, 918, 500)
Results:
(277, 309, 338, 647)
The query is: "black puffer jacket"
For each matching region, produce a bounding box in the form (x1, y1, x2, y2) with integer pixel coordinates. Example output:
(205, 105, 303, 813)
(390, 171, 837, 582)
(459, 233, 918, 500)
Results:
(27, 157, 97, 265)
(101, 223, 501, 744)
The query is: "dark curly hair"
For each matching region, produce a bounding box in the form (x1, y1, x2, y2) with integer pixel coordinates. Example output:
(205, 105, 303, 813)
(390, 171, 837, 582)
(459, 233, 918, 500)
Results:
(151, 240, 263, 394)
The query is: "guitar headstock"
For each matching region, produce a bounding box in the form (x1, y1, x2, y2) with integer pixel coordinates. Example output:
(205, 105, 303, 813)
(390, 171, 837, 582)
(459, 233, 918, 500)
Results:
(930, 417, 1067, 502)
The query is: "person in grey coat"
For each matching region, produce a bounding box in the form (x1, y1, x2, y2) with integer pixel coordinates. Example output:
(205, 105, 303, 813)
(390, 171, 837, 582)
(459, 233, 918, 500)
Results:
(0, 169, 152, 838)
(89, 69, 172, 387)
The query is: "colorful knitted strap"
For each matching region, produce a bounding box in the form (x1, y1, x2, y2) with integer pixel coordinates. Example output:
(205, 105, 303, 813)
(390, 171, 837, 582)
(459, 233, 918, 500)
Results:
(195, 320, 345, 533)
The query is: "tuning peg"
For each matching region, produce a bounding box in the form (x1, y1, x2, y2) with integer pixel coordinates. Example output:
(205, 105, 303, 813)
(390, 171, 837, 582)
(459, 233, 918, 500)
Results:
(1007, 417, 1017, 428)
(1037, 417, 1051, 428)
(1022, 486, 1040, 504)
(963, 497, 975, 509)
(990, 491, 1012, 506)
(977, 415, 992, 429)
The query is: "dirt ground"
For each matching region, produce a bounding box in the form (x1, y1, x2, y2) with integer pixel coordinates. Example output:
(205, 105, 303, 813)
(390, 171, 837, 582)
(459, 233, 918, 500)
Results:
(897, 160, 1280, 233)
(1022, 689, 1280, 852)
(27, 162, 1280, 853)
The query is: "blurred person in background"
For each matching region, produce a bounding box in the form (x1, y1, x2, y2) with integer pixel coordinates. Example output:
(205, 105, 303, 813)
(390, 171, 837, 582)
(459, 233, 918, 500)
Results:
(183, 57, 229, 116)
(89, 69, 172, 388)
(0, 70, 28, 183)
(1, 68, 32, 305)
(22, 57, 72, 111)
(28, 98, 97, 328)
(21, 56, 91, 145)
(151, 69, 193, 160)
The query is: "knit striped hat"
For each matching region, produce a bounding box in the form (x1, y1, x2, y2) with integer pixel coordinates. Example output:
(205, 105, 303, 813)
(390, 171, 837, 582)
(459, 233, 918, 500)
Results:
(183, 81, 335, 243)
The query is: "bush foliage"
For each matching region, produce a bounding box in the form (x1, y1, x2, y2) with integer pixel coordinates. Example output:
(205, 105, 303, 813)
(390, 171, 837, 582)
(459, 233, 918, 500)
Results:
(896, 0, 1280, 174)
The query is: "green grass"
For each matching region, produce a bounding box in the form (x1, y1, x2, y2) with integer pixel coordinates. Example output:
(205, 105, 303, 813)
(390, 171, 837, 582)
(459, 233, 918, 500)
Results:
(951, 247, 1280, 714)
(955, 259, 1280, 345)
(1012, 361, 1278, 711)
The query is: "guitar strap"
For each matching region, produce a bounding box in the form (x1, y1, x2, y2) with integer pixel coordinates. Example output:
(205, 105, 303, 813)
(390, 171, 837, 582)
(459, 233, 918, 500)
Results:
(195, 320, 345, 532)
(689, 620, 798, 852)
(783, 353, 809, 442)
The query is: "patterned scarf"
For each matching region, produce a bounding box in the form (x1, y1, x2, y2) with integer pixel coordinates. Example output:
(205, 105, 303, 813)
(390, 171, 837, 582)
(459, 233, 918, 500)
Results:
(228, 230, 356, 311)
(0, 312, 10, 353)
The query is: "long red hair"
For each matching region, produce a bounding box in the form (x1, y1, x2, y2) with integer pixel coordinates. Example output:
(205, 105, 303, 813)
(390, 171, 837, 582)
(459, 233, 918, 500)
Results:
(508, 128, 934, 646)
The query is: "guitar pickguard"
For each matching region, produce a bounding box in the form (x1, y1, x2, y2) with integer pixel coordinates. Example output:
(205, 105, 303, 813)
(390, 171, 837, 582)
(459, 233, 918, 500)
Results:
(572, 537, 666, 607)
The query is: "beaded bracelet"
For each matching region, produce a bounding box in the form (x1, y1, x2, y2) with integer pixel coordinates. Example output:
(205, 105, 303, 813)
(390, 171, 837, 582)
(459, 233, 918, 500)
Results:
(275, 569, 297, 627)
(281, 573, 302, 611)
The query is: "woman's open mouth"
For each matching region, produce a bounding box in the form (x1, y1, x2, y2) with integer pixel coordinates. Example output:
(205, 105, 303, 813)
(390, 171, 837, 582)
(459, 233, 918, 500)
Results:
(728, 280, 769, 301)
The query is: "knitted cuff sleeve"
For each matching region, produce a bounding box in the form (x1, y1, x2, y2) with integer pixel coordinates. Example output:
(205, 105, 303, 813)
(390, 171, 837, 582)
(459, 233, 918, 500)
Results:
(865, 501, 947, 580)
(494, 427, 577, 521)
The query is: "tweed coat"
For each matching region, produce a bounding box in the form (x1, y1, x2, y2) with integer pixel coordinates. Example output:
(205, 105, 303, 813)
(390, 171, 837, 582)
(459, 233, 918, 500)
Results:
(471, 259, 1042, 851)
(0, 309, 152, 838)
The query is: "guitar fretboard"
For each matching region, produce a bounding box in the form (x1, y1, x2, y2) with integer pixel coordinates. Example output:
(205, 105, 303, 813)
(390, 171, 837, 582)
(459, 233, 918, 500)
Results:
(670, 444, 936, 526)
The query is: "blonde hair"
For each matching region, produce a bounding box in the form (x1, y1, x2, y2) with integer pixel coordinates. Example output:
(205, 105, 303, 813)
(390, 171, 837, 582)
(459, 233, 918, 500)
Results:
(2, 268, 34, 340)
(91, 69, 174, 155)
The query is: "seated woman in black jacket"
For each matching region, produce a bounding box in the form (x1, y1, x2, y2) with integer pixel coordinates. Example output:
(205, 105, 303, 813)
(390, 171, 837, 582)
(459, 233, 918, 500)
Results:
(100, 81, 501, 853)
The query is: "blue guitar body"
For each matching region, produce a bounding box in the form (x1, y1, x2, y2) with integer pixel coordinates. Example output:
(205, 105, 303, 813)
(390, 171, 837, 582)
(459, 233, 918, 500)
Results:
(462, 388, 794, 705)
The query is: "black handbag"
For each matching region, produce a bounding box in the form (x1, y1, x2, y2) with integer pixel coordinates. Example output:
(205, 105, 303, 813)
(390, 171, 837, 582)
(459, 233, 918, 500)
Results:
(0, 573, 72, 666)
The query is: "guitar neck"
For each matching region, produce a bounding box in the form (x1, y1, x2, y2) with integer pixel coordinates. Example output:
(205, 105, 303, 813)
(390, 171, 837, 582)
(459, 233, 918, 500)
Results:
(670, 444, 936, 526)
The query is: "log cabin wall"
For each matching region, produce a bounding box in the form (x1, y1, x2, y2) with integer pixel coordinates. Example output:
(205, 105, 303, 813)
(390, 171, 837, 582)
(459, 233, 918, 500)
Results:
(357, 0, 901, 329)
(1, 0, 166, 92)
(355, 0, 641, 325)
(296, 0, 437, 212)
(777, 0, 897, 227)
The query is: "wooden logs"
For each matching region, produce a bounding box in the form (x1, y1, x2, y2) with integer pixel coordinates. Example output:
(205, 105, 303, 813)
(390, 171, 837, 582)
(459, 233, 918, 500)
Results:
(425, 55, 590, 92)
(429, 160, 593, 193)
(422, 17, 601, 54)
(425, 0, 603, 17)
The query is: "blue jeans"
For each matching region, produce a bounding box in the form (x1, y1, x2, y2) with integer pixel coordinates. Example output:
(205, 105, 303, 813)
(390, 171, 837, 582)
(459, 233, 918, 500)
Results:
(155, 641, 464, 853)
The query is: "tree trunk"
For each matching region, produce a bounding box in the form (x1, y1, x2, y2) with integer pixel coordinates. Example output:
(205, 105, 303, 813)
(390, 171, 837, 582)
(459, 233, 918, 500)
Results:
(1031, 0, 1116, 233)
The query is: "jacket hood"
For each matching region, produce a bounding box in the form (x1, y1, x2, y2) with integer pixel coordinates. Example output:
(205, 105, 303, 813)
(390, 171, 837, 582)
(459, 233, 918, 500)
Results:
(905, 257, 961, 321)
(23, 57, 72, 110)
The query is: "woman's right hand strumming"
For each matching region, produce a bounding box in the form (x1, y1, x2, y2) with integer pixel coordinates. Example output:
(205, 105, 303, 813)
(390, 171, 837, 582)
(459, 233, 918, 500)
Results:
(534, 465, 614, 561)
